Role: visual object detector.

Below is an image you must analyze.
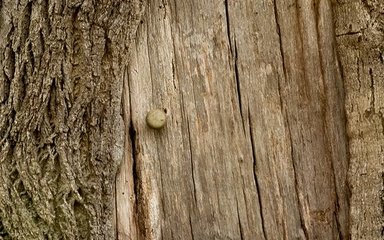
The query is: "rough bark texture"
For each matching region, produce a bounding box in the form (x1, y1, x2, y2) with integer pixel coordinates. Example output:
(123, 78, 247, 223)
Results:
(0, 0, 144, 239)
(120, 0, 349, 239)
(334, 1, 384, 239)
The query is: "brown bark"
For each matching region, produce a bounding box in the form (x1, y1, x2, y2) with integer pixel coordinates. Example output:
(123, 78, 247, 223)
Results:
(0, 0, 144, 239)
(334, 1, 384, 239)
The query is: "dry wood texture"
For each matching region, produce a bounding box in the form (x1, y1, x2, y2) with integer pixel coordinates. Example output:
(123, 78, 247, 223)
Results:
(334, 1, 384, 239)
(119, 0, 350, 239)
(0, 0, 144, 239)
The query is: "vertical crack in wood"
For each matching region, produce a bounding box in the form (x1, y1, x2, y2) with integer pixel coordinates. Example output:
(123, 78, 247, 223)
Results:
(177, 53, 197, 207)
(332, 174, 344, 240)
(369, 68, 375, 111)
(272, 0, 288, 82)
(224, 0, 233, 53)
(316, 2, 349, 238)
(357, 54, 362, 92)
(272, 0, 310, 238)
(248, 106, 267, 240)
(126, 65, 139, 239)
(223, 0, 245, 135)
(186, 113, 197, 205)
(188, 214, 195, 240)
(233, 41, 246, 136)
(235, 196, 245, 240)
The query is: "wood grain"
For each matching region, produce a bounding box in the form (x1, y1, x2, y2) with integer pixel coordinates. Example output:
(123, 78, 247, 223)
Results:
(118, 0, 350, 239)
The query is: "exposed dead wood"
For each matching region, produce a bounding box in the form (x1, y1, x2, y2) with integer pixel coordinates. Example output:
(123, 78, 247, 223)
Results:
(121, 0, 350, 239)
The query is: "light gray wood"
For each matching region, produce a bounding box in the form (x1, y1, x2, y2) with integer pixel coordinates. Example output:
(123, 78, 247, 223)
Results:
(119, 0, 349, 239)
(334, 1, 384, 239)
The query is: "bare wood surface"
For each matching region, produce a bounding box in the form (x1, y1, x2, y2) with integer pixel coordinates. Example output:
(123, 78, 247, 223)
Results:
(120, 0, 350, 239)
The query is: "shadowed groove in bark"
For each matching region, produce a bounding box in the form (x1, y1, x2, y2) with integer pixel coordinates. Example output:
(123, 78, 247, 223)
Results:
(0, 0, 144, 239)
(0, 218, 9, 239)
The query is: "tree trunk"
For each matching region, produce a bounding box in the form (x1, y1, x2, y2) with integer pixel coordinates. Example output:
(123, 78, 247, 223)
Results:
(1, 0, 382, 240)
(0, 0, 144, 239)
(334, 1, 384, 239)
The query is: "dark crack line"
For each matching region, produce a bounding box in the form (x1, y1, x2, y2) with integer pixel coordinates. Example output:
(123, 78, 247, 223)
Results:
(248, 106, 267, 240)
(186, 113, 197, 205)
(233, 41, 245, 135)
(272, 0, 287, 82)
(272, 0, 311, 238)
(224, 0, 233, 53)
(223, 1, 245, 135)
(189, 214, 195, 240)
(129, 119, 138, 202)
(357, 55, 362, 92)
(235, 196, 245, 240)
(171, 59, 177, 90)
(369, 68, 375, 111)
(125, 66, 139, 220)
(331, 157, 345, 240)
(336, 31, 362, 37)
(314, 5, 345, 238)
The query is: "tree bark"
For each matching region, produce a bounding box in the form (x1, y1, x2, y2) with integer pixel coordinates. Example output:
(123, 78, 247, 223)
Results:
(334, 1, 384, 239)
(119, 0, 349, 239)
(0, 0, 144, 239)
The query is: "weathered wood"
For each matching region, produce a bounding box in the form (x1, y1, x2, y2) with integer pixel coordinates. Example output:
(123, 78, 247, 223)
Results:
(120, 0, 349, 239)
(0, 1, 144, 239)
(334, 1, 384, 239)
